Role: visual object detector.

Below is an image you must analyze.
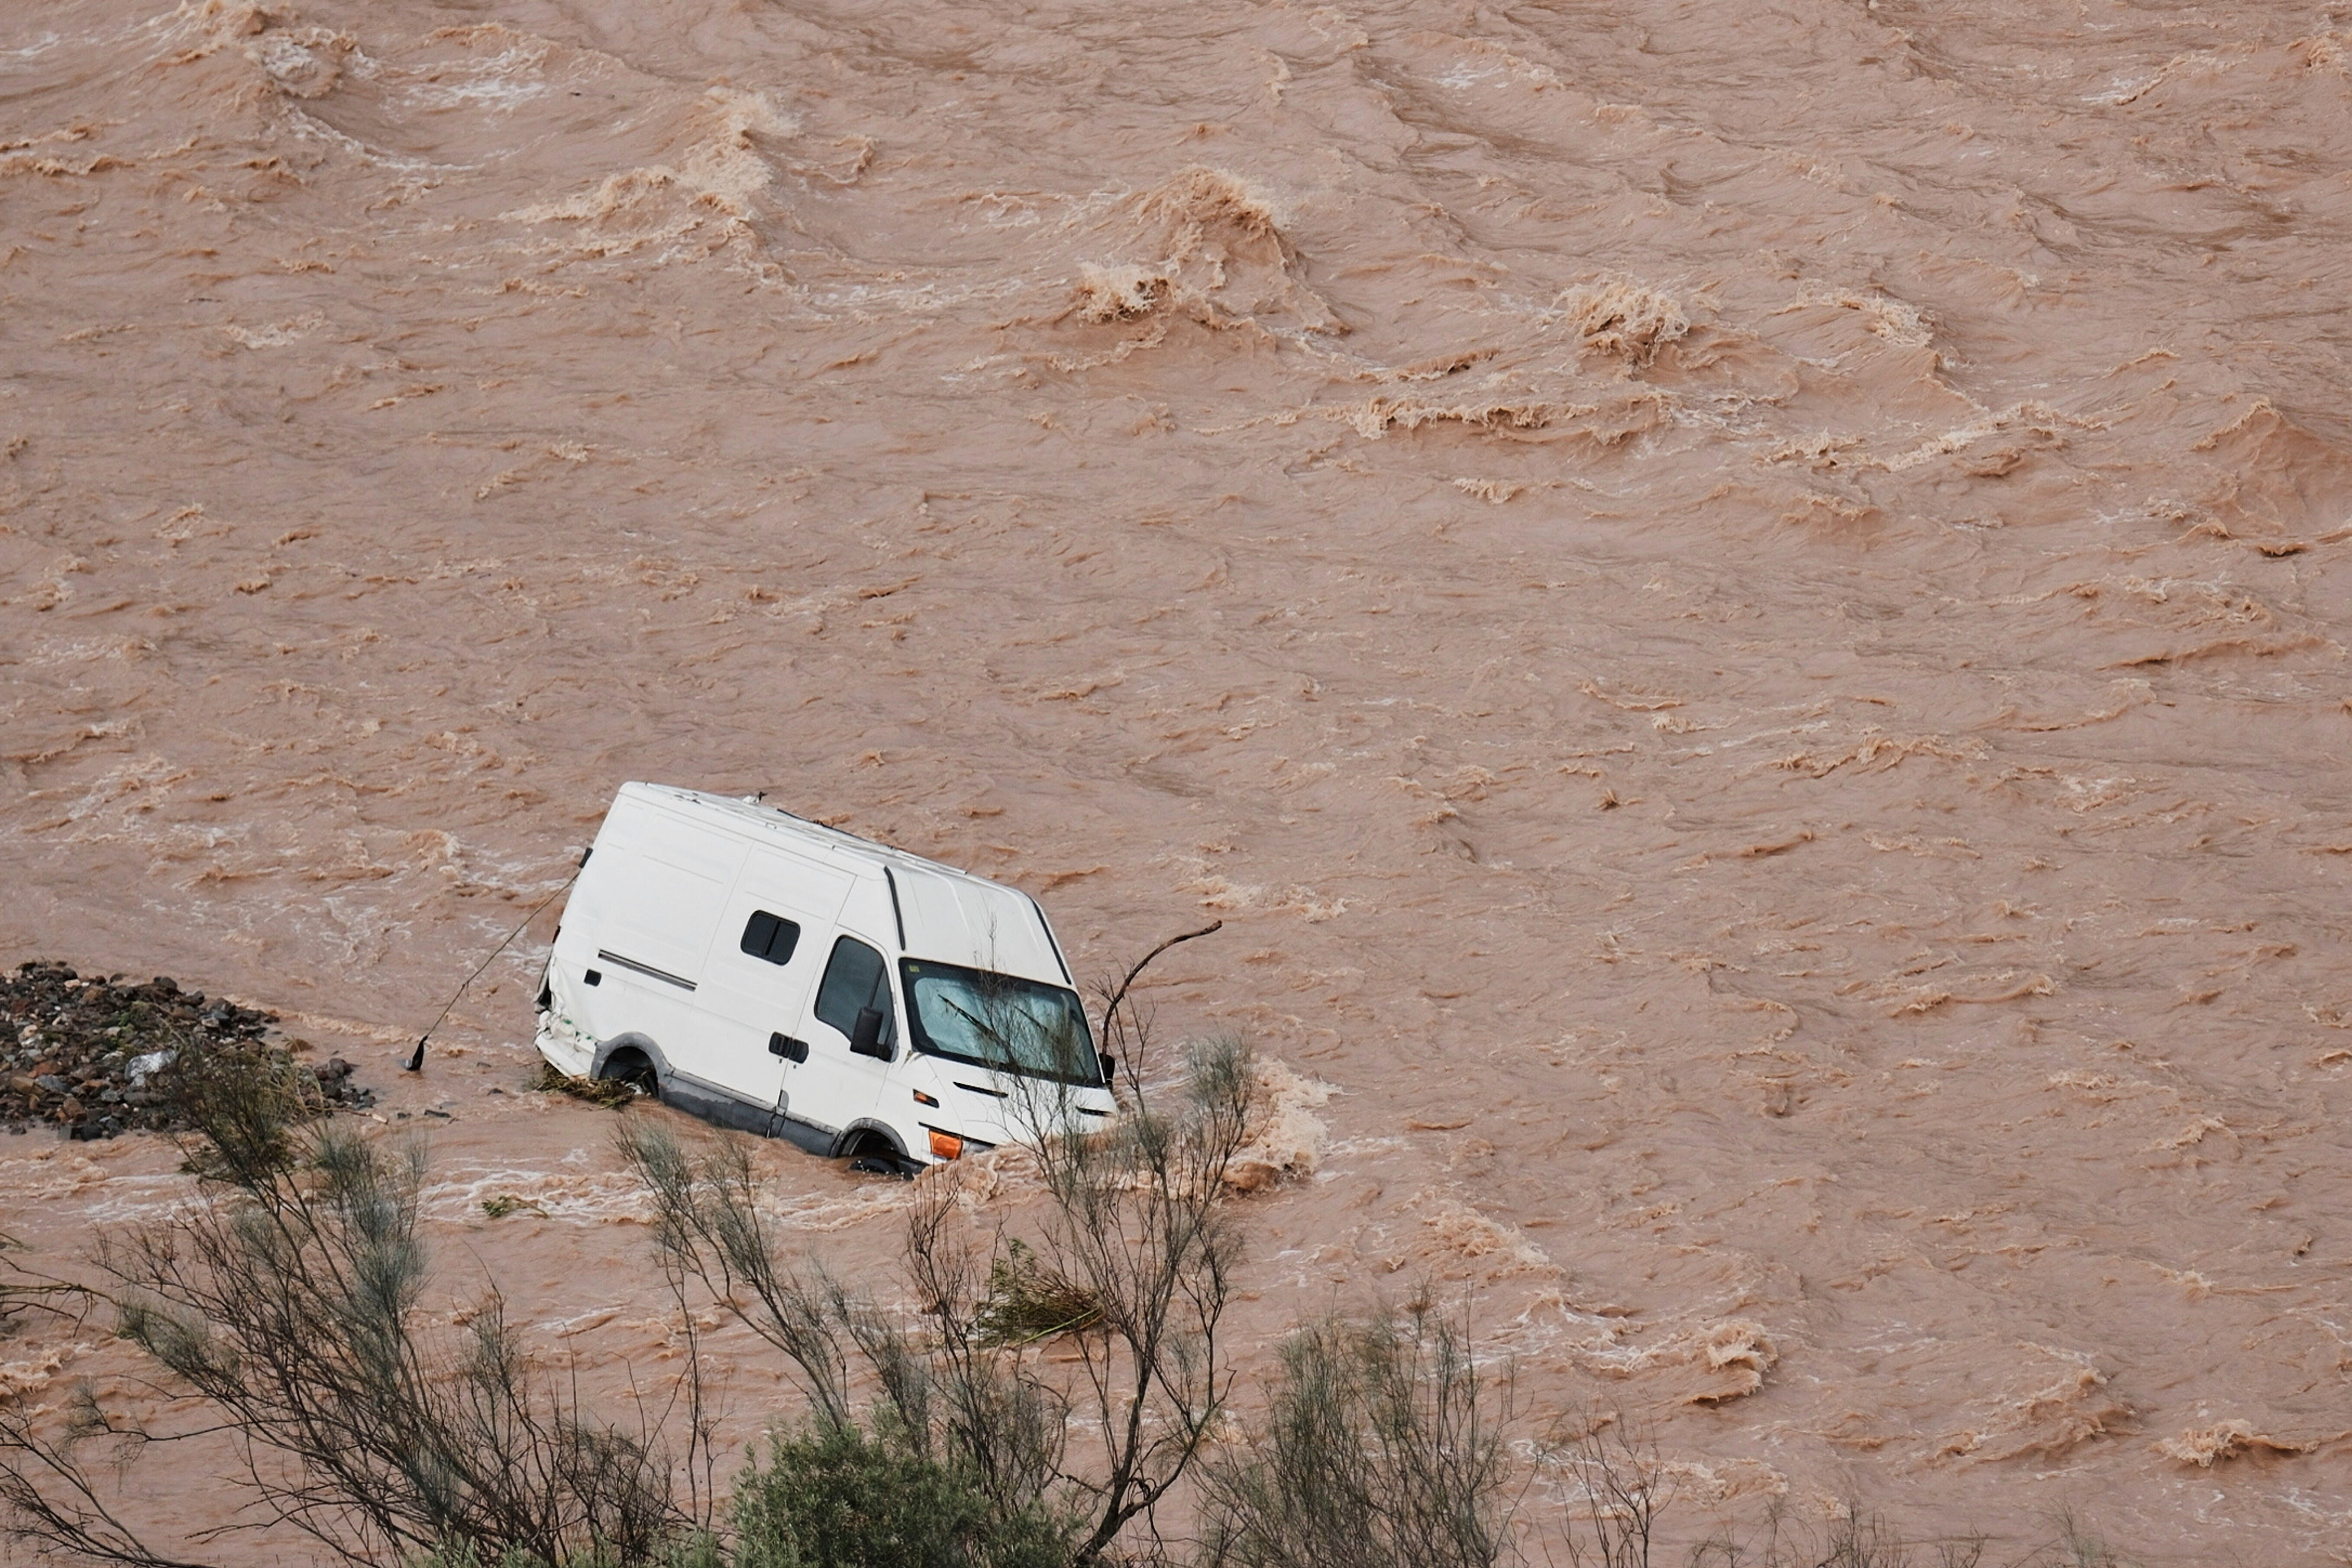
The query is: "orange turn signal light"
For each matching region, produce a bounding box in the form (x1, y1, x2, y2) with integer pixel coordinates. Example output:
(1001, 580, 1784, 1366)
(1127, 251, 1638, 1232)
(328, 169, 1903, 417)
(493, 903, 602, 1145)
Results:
(928, 1128, 965, 1161)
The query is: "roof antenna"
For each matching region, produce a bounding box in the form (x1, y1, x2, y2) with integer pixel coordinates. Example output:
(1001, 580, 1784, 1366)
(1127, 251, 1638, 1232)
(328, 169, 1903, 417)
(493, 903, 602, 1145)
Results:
(406, 863, 580, 1072)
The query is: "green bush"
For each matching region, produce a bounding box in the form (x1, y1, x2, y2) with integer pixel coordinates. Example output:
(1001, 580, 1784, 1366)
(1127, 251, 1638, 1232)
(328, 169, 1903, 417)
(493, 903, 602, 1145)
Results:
(730, 1415, 1073, 1568)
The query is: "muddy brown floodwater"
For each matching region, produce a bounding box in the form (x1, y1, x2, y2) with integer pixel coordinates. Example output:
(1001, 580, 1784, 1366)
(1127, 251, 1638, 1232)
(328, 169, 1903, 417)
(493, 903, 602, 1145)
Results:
(5, 0, 2352, 1560)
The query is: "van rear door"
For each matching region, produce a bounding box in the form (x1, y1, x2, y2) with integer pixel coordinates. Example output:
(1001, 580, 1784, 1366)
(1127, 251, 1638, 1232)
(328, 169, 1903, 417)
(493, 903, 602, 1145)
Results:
(694, 849, 856, 1131)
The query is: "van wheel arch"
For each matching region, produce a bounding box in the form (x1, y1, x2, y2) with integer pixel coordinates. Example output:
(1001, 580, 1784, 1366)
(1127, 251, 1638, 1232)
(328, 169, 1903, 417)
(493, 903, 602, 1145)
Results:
(836, 1120, 909, 1164)
(591, 1034, 666, 1097)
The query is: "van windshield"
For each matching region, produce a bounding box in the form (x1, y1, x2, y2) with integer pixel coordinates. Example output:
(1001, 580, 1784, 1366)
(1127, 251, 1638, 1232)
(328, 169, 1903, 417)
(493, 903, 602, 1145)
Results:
(899, 958, 1102, 1084)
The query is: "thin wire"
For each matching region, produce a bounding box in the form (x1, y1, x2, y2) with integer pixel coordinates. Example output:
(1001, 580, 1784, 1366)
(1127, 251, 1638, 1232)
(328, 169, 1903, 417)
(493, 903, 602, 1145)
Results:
(405, 867, 578, 1071)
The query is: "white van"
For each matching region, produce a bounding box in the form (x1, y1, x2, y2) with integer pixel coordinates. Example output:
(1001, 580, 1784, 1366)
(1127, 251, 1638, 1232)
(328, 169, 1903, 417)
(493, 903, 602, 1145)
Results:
(535, 783, 1114, 1168)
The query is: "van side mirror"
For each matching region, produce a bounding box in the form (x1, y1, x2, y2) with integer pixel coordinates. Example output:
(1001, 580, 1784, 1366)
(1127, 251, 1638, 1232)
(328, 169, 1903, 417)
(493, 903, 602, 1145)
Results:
(1099, 1054, 1117, 1084)
(850, 1007, 891, 1060)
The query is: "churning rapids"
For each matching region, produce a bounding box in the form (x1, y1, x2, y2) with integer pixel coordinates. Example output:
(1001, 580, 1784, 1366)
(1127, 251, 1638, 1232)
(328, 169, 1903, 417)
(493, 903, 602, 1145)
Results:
(4, 0, 2352, 1559)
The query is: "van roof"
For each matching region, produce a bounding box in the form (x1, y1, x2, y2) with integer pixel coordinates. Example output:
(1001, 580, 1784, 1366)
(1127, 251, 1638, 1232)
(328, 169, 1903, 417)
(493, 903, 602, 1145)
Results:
(615, 783, 1075, 987)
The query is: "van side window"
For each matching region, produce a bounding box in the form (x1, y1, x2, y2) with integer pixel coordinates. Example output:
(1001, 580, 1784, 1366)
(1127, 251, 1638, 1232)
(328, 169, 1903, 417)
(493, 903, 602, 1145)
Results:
(740, 910, 800, 965)
(814, 936, 894, 1044)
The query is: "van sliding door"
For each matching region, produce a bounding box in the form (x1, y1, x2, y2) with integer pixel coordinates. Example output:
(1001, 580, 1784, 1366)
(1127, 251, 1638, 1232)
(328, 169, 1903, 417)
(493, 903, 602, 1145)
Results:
(692, 850, 853, 1132)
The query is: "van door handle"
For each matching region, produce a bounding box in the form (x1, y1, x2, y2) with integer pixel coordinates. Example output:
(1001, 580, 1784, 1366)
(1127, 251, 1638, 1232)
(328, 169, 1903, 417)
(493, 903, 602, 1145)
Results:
(769, 1033, 808, 1063)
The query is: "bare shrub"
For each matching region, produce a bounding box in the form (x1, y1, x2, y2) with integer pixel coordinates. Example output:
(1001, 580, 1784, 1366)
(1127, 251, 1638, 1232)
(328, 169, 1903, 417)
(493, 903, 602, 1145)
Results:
(147, 1026, 318, 1184)
(0, 1378, 207, 1568)
(1691, 1498, 2006, 1568)
(1089, 921, 1221, 1097)
(621, 1027, 1255, 1565)
(1204, 1305, 1518, 1568)
(0, 1229, 66, 1337)
(623, 1124, 1072, 1545)
(1547, 1415, 1675, 1568)
(3, 1226, 155, 1565)
(2035, 1513, 2134, 1568)
(0, 1051, 690, 1568)
(1014, 1032, 1254, 1561)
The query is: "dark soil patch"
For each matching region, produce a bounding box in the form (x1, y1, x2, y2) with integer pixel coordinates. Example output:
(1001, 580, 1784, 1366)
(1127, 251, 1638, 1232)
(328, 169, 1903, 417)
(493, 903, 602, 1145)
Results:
(1, 960, 375, 1140)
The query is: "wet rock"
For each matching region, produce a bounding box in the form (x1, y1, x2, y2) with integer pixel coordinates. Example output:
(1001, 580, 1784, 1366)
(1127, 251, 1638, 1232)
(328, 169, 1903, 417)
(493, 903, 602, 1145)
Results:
(0, 959, 377, 1139)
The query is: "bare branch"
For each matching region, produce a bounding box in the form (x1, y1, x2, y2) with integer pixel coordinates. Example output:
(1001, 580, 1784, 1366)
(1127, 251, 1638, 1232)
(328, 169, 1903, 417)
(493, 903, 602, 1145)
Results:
(1092, 920, 1222, 1080)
